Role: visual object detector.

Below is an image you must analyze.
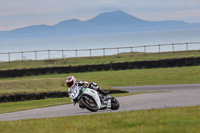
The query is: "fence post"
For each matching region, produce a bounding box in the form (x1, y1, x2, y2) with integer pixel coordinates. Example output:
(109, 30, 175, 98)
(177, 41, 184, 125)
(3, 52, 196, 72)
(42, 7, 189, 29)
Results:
(103, 48, 105, 57)
(21, 52, 24, 61)
(8, 52, 10, 62)
(90, 49, 92, 57)
(35, 51, 37, 60)
(117, 48, 119, 57)
(62, 50, 64, 58)
(186, 43, 188, 51)
(172, 44, 174, 52)
(75, 49, 77, 58)
(144, 46, 146, 53)
(48, 50, 50, 59)
(158, 44, 161, 53)
(131, 47, 134, 56)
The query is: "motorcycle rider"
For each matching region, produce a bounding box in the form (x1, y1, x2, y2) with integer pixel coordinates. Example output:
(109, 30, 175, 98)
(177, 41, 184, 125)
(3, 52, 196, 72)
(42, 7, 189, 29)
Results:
(66, 76, 109, 104)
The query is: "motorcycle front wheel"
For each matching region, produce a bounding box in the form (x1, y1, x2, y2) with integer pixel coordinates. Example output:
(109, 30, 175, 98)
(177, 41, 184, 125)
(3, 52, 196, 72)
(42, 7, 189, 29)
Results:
(79, 95, 98, 112)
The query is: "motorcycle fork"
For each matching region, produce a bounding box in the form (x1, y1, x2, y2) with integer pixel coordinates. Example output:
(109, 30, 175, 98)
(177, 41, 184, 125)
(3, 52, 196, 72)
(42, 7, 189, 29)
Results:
(107, 99, 111, 109)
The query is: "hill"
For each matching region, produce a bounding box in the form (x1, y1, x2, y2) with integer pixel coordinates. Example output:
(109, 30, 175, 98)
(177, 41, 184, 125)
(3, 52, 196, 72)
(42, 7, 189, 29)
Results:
(1, 10, 200, 38)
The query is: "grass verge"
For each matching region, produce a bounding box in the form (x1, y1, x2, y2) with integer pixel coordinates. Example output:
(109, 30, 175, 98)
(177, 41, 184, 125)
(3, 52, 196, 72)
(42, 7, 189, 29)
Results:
(0, 105, 200, 133)
(0, 97, 71, 114)
(0, 92, 162, 114)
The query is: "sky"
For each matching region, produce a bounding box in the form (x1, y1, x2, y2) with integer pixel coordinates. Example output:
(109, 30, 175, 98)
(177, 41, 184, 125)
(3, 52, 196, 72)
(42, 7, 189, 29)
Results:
(0, 0, 200, 31)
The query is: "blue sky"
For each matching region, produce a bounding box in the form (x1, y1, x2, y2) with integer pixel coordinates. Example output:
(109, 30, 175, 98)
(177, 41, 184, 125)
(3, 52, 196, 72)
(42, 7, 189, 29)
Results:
(0, 0, 200, 31)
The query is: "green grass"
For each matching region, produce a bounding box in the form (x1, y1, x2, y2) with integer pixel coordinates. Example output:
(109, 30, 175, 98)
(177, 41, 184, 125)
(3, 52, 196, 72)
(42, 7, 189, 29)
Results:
(0, 92, 163, 114)
(0, 97, 71, 114)
(0, 66, 200, 96)
(0, 105, 200, 133)
(0, 78, 66, 96)
(1, 50, 200, 70)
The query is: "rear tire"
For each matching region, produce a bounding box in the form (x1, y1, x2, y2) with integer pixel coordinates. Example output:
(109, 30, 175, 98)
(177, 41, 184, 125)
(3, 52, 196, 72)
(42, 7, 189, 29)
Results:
(79, 96, 98, 112)
(111, 98, 120, 110)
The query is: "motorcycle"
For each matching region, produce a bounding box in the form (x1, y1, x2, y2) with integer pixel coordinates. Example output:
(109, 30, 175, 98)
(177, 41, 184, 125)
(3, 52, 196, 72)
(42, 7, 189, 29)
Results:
(69, 86, 120, 112)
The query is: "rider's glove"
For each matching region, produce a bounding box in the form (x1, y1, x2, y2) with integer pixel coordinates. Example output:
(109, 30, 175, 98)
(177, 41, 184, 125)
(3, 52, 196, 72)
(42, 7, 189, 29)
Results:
(77, 80, 84, 86)
(83, 81, 89, 88)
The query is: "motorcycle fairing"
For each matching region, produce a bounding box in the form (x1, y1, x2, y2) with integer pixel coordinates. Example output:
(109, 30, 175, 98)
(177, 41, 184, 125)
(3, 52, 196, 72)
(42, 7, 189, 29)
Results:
(82, 88, 101, 109)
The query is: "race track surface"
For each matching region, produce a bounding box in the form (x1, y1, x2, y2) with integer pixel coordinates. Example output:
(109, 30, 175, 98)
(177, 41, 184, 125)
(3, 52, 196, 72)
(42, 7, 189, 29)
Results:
(0, 84, 200, 121)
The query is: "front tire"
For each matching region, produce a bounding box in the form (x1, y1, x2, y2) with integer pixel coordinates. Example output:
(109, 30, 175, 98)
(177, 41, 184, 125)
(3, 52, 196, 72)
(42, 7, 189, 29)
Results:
(79, 96, 98, 112)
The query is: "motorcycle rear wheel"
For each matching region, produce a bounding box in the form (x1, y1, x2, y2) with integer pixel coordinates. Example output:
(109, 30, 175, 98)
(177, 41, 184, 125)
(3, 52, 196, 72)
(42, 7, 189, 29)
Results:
(79, 96, 98, 112)
(111, 98, 120, 110)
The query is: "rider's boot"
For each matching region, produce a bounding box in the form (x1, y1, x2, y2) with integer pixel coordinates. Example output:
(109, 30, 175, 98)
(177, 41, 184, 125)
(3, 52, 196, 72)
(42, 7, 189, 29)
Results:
(97, 88, 109, 95)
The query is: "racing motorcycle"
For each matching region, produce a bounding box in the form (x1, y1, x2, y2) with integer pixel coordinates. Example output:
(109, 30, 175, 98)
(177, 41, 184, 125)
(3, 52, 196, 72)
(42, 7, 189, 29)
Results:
(69, 86, 120, 112)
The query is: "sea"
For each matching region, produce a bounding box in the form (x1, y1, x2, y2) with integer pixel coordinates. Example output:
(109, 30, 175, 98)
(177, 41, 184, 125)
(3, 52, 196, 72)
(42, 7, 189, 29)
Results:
(0, 29, 200, 62)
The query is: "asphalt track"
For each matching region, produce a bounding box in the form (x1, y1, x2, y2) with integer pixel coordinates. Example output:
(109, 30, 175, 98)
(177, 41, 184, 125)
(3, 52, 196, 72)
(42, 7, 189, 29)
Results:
(0, 84, 200, 121)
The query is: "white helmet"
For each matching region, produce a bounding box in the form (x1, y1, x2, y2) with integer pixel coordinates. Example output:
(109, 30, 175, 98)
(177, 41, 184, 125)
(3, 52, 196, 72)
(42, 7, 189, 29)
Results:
(66, 76, 76, 88)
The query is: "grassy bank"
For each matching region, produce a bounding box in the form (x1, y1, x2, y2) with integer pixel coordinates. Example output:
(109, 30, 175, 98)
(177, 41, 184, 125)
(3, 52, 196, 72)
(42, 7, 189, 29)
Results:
(0, 97, 71, 114)
(0, 66, 200, 96)
(1, 50, 200, 70)
(0, 105, 200, 133)
(0, 78, 66, 96)
(0, 92, 160, 114)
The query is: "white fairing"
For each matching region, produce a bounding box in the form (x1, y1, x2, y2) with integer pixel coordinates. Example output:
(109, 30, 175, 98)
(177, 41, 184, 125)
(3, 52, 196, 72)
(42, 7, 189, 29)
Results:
(83, 88, 101, 109)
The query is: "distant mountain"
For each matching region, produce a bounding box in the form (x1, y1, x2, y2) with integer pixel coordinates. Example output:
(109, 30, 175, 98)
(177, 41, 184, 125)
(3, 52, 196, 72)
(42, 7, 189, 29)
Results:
(1, 10, 200, 39)
(87, 10, 146, 25)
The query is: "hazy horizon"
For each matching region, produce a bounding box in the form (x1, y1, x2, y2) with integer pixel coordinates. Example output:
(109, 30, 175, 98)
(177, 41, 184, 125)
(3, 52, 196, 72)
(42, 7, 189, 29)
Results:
(0, 0, 200, 31)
